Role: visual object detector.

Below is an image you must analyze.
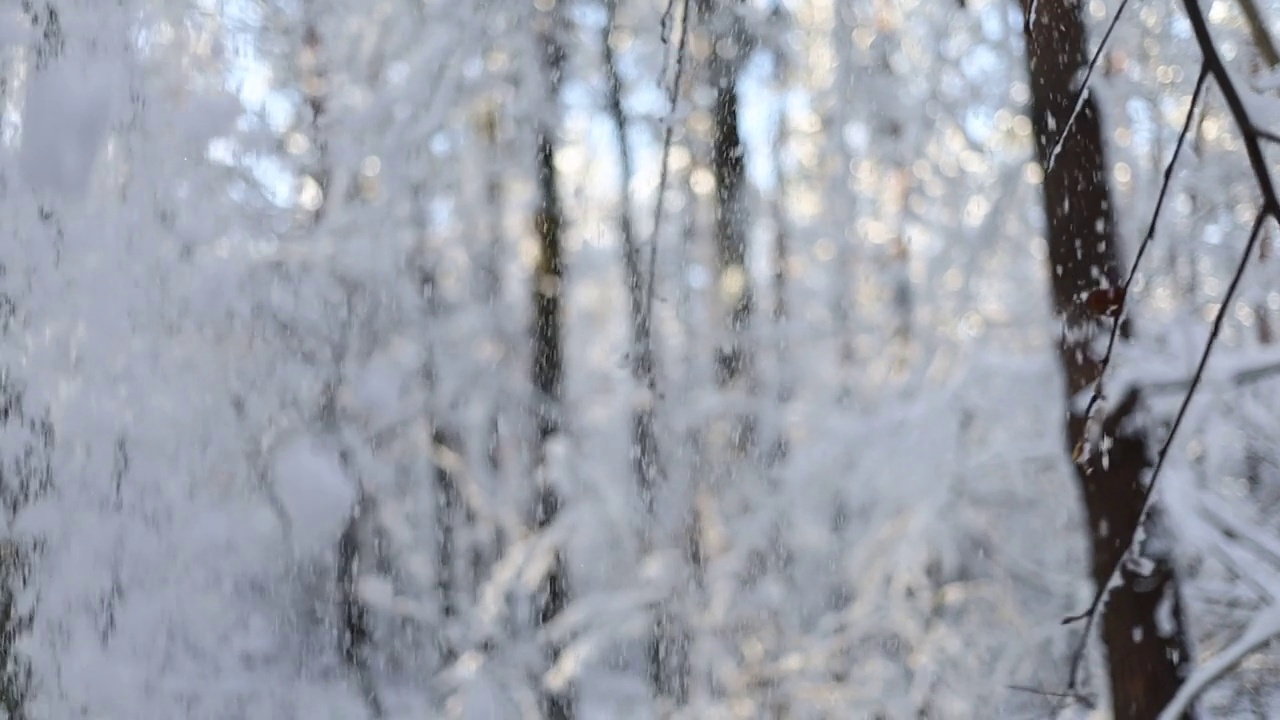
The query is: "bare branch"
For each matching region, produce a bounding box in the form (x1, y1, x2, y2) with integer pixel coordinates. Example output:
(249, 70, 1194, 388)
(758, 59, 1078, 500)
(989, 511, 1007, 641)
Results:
(1065, 0, 1280, 679)
(1045, 0, 1133, 172)
(603, 0, 667, 510)
(1067, 212, 1269, 626)
(1008, 684, 1094, 705)
(659, 0, 677, 44)
(1256, 126, 1280, 144)
(643, 0, 692, 332)
(1141, 353, 1280, 394)
(1080, 66, 1208, 433)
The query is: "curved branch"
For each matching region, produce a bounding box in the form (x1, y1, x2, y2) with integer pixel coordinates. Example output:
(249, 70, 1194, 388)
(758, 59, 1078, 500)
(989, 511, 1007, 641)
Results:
(1158, 607, 1280, 719)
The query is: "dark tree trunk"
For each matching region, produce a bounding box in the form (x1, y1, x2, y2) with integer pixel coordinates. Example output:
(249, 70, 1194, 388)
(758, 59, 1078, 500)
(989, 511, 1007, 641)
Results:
(600, 1, 686, 702)
(1020, 2, 1193, 717)
(601, 0, 662, 520)
(697, 0, 754, 454)
(709, 66, 752, 390)
(532, 8, 572, 719)
(335, 490, 384, 718)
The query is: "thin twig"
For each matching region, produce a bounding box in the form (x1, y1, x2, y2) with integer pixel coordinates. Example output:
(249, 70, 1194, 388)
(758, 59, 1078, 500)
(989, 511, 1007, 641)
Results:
(1140, 353, 1280, 394)
(1068, 210, 1270, 691)
(1066, 211, 1269, 644)
(1046, 0, 1134, 172)
(1078, 66, 1208, 433)
(1064, 0, 1280, 693)
(1256, 127, 1280, 144)
(1180, 0, 1280, 218)
(643, 0, 692, 331)
(1008, 684, 1094, 704)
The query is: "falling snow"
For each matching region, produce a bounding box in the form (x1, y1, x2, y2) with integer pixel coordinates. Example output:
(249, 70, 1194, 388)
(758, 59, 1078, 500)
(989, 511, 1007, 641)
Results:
(3, 0, 1280, 718)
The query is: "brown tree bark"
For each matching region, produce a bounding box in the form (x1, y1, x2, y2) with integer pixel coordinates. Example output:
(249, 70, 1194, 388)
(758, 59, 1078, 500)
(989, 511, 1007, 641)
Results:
(1020, 2, 1194, 717)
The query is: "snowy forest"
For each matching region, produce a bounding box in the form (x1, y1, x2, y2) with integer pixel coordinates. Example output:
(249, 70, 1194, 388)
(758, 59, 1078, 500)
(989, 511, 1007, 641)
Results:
(10, 0, 1280, 717)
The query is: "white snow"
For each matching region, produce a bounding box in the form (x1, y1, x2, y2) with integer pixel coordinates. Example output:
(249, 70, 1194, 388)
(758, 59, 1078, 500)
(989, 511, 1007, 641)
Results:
(272, 436, 357, 555)
(6, 1, 1280, 718)
(19, 61, 124, 199)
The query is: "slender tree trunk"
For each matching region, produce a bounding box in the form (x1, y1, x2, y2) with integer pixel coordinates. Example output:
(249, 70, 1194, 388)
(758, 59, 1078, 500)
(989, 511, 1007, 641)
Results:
(601, 0, 662, 522)
(771, 113, 788, 364)
(473, 100, 506, 607)
(2, 23, 63, 717)
(599, 1, 686, 702)
(698, 0, 753, 423)
(335, 490, 384, 718)
(299, 2, 329, 223)
(532, 8, 572, 718)
(769, 94, 792, 463)
(827, 8, 858, 402)
(710, 71, 751, 388)
(418, 263, 462, 666)
(1020, 2, 1193, 717)
(479, 104, 505, 310)
(296, 10, 383, 714)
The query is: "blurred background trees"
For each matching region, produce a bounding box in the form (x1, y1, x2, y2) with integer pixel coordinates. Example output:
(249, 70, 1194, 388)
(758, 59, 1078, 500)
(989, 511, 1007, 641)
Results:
(5, 0, 1280, 717)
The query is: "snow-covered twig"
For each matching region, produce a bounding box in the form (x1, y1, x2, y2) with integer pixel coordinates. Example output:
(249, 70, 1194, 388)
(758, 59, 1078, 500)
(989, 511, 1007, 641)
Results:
(1140, 350, 1280, 395)
(1199, 493, 1280, 570)
(1067, 0, 1280, 698)
(1158, 606, 1280, 719)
